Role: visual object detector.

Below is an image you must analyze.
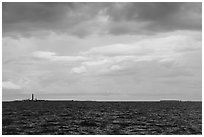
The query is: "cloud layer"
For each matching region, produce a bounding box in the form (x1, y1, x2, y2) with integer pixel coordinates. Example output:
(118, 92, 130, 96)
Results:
(3, 2, 202, 37)
(2, 2, 202, 101)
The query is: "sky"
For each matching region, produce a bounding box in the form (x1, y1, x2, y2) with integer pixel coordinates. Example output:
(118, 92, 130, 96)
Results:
(2, 2, 202, 101)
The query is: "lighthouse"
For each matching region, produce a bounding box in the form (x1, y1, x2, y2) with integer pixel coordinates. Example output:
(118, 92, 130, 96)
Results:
(31, 94, 34, 101)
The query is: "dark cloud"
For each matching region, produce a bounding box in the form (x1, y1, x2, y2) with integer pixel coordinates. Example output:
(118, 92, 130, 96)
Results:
(3, 3, 71, 24)
(3, 2, 106, 37)
(107, 3, 183, 21)
(2, 2, 202, 38)
(107, 2, 202, 34)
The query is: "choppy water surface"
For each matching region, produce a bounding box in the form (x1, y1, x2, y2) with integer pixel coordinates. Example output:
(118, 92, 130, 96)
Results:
(2, 101, 202, 135)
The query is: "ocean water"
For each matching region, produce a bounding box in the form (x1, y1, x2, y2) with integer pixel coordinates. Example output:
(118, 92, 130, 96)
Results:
(2, 101, 202, 135)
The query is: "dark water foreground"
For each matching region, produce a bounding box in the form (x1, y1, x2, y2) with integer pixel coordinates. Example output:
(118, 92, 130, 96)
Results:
(2, 101, 202, 135)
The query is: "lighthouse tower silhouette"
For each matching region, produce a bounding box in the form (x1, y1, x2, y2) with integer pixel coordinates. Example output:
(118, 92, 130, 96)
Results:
(31, 94, 34, 101)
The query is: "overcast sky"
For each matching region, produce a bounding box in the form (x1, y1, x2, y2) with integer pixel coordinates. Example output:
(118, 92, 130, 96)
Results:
(2, 2, 202, 101)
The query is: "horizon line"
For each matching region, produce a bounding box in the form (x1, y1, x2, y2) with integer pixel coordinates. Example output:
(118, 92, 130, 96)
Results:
(2, 99, 202, 102)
